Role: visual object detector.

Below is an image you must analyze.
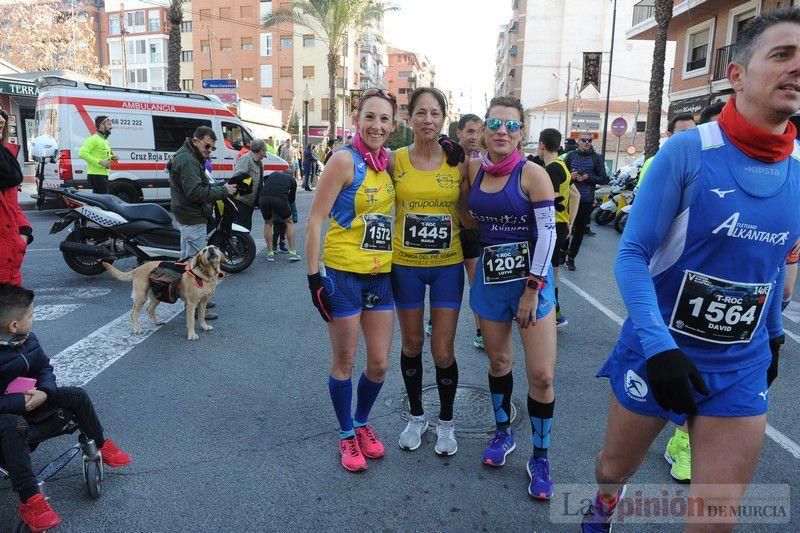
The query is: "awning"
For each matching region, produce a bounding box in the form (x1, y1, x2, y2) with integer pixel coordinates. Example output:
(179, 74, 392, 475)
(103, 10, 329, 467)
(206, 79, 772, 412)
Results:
(241, 120, 290, 142)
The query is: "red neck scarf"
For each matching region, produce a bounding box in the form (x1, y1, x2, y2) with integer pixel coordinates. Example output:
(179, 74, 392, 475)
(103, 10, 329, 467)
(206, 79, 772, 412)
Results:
(716, 98, 796, 163)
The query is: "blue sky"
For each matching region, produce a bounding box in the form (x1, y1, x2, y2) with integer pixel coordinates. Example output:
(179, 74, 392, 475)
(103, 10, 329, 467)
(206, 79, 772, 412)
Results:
(383, 0, 512, 115)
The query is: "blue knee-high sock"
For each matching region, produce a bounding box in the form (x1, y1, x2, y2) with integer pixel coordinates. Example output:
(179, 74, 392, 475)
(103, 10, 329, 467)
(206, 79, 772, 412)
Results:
(353, 373, 384, 427)
(528, 396, 554, 459)
(328, 375, 354, 438)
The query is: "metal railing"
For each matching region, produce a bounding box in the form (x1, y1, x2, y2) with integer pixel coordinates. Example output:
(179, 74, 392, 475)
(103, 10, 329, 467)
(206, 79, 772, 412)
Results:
(713, 44, 734, 81)
(632, 0, 655, 26)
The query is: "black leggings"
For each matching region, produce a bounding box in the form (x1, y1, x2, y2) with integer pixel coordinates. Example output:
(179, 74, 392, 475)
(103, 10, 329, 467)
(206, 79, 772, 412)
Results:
(0, 387, 104, 501)
(567, 202, 594, 261)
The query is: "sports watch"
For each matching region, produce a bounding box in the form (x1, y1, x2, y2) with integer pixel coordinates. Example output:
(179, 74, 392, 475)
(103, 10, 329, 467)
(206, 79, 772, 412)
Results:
(526, 275, 546, 291)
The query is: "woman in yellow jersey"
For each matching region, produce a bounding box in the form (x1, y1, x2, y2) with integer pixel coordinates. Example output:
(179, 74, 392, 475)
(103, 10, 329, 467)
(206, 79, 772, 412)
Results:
(390, 87, 468, 456)
(304, 90, 398, 473)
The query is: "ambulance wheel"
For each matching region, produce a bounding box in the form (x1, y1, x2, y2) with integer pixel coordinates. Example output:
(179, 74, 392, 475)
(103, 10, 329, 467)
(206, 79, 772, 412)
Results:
(63, 228, 112, 276)
(109, 181, 141, 204)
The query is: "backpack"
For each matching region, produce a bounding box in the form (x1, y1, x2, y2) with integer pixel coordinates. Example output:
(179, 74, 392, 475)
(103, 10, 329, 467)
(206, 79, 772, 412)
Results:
(148, 262, 186, 304)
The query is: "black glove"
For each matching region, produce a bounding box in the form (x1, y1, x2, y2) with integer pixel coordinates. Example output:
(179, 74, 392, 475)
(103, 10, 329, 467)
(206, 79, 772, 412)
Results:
(767, 334, 785, 388)
(646, 349, 709, 415)
(307, 273, 332, 322)
(438, 135, 465, 167)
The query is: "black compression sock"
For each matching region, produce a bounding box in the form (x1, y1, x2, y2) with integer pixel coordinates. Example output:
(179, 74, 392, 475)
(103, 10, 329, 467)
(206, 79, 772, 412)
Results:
(401, 351, 424, 416)
(555, 286, 560, 313)
(528, 396, 555, 459)
(435, 360, 459, 421)
(488, 371, 513, 432)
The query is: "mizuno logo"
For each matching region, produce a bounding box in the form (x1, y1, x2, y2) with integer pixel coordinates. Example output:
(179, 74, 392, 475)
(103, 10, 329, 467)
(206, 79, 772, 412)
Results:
(710, 188, 735, 198)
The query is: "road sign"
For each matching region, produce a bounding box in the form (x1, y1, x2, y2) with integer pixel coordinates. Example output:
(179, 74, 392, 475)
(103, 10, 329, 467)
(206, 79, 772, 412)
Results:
(571, 121, 601, 131)
(611, 117, 628, 137)
(572, 111, 601, 122)
(570, 131, 599, 139)
(626, 144, 637, 156)
(202, 78, 238, 89)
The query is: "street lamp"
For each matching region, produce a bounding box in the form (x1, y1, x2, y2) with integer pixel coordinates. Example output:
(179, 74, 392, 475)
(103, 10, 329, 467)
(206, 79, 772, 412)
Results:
(303, 84, 312, 148)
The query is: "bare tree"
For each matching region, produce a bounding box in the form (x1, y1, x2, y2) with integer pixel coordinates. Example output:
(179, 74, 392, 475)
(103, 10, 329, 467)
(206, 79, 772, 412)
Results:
(0, 0, 107, 80)
(644, 0, 674, 159)
(167, 0, 185, 91)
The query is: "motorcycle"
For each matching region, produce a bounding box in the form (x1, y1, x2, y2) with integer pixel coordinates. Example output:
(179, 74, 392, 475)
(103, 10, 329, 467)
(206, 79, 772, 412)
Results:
(593, 172, 637, 226)
(48, 188, 256, 276)
(614, 197, 633, 233)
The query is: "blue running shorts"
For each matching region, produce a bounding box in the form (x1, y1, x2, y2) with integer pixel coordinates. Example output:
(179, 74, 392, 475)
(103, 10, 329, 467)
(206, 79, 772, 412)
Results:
(390, 263, 465, 310)
(597, 341, 770, 426)
(469, 260, 556, 322)
(321, 266, 394, 318)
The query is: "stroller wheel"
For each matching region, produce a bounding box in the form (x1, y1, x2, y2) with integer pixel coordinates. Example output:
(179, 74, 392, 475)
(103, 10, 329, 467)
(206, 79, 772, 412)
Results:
(84, 459, 102, 500)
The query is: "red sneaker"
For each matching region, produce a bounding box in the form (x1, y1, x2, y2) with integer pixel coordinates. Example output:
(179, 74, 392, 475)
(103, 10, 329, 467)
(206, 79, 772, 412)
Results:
(338, 436, 367, 472)
(19, 494, 61, 532)
(355, 425, 385, 459)
(101, 439, 131, 467)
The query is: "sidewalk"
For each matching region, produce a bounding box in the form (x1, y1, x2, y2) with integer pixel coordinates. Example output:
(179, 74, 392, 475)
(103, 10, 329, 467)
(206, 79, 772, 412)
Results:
(17, 182, 38, 211)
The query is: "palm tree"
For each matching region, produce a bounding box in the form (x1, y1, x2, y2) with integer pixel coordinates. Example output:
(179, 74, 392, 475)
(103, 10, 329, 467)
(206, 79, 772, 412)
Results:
(263, 0, 396, 139)
(644, 0, 674, 158)
(167, 0, 185, 91)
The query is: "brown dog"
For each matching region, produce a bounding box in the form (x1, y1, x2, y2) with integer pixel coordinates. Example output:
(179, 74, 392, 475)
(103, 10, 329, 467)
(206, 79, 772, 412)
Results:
(103, 246, 223, 340)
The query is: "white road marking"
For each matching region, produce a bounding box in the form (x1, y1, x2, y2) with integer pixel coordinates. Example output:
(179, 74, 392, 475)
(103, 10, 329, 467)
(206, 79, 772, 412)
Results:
(785, 329, 800, 344)
(561, 275, 800, 461)
(38, 287, 112, 299)
(36, 304, 82, 321)
(765, 424, 800, 459)
(25, 248, 60, 252)
(782, 300, 800, 323)
(49, 303, 185, 387)
(560, 277, 624, 326)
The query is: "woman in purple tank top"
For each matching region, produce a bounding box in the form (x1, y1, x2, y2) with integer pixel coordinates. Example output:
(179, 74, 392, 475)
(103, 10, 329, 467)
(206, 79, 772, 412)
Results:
(461, 96, 559, 500)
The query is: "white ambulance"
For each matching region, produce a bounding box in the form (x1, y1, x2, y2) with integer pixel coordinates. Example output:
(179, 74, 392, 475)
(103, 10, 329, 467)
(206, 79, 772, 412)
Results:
(34, 76, 289, 202)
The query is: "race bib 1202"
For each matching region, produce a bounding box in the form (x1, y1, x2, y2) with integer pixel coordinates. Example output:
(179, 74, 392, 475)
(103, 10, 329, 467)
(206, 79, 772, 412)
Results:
(482, 242, 530, 284)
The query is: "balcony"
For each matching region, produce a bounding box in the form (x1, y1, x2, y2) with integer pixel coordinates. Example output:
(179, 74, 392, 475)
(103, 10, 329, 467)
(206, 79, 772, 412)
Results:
(632, 0, 654, 27)
(712, 43, 734, 81)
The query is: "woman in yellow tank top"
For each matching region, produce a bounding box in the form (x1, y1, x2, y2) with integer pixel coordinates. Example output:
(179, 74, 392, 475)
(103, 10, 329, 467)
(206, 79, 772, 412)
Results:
(389, 87, 469, 456)
(304, 90, 398, 473)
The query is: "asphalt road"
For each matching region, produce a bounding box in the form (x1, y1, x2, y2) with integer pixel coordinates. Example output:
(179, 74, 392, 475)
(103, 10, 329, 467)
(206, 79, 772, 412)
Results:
(3, 189, 800, 532)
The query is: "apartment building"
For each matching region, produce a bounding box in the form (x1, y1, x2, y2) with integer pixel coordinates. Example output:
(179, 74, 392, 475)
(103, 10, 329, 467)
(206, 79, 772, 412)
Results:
(386, 46, 436, 118)
(103, 0, 170, 90)
(627, 0, 798, 119)
(359, 21, 388, 90)
(495, 0, 673, 143)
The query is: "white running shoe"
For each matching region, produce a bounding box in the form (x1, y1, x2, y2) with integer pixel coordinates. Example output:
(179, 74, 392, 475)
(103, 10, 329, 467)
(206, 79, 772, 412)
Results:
(399, 415, 428, 451)
(434, 419, 458, 456)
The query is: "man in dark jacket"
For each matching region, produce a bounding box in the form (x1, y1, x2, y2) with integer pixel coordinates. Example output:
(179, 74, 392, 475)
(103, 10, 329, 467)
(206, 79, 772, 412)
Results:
(169, 126, 237, 259)
(562, 135, 609, 270)
(0, 283, 131, 531)
(302, 144, 318, 191)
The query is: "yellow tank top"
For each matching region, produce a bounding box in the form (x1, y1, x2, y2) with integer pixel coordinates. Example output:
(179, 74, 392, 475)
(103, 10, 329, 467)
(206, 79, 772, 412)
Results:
(551, 159, 572, 224)
(392, 146, 463, 267)
(323, 147, 395, 274)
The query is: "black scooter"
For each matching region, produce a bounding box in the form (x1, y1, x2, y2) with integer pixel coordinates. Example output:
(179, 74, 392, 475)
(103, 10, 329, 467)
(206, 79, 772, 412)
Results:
(48, 188, 256, 276)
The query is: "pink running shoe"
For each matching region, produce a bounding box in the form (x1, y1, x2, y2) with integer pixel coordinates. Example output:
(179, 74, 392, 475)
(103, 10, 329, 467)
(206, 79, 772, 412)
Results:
(355, 425, 385, 459)
(339, 437, 367, 472)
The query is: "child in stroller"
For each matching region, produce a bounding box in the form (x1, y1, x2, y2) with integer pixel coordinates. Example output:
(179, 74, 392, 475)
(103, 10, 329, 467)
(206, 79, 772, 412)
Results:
(0, 283, 132, 531)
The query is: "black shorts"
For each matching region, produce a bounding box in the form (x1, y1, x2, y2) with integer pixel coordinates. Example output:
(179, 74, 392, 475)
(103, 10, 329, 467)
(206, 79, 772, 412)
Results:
(460, 228, 481, 260)
(552, 222, 569, 267)
(259, 196, 291, 221)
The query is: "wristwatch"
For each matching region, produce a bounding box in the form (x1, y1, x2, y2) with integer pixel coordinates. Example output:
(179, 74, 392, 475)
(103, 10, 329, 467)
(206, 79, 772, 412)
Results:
(526, 275, 546, 291)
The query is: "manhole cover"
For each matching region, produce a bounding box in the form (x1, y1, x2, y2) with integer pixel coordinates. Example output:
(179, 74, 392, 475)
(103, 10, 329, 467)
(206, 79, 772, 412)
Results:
(401, 383, 518, 435)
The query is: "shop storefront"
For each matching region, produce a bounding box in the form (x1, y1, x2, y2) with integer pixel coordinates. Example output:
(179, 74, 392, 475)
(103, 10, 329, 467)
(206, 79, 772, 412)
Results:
(0, 78, 38, 165)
